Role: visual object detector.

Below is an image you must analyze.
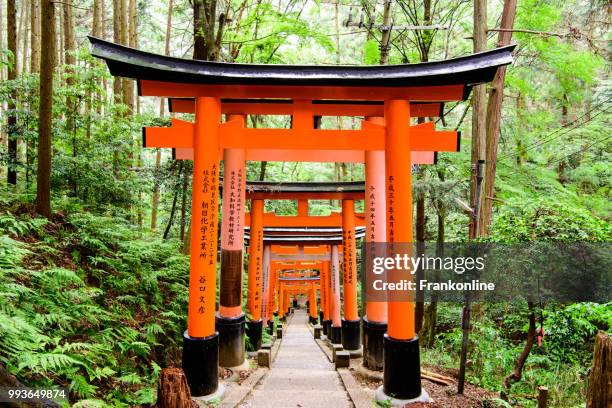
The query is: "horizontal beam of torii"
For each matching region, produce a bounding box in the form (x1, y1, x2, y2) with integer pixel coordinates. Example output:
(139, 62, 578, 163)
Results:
(143, 118, 459, 153)
(245, 211, 365, 227)
(168, 98, 444, 117)
(269, 244, 333, 261)
(173, 147, 438, 164)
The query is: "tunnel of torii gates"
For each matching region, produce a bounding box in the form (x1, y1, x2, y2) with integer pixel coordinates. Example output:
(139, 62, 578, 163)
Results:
(89, 36, 514, 402)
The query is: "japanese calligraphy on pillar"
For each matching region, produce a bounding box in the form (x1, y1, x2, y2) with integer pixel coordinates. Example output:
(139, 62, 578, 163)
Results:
(387, 175, 395, 242)
(197, 163, 219, 316)
(253, 228, 262, 315)
(368, 185, 377, 241)
(261, 253, 270, 321)
(342, 229, 355, 286)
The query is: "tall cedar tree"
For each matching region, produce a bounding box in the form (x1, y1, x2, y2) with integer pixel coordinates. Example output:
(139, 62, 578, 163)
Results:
(37, 0, 56, 218)
(6, 0, 17, 185)
(30, 0, 41, 73)
(479, 0, 517, 236)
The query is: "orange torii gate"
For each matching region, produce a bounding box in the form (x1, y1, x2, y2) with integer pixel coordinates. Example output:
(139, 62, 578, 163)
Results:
(268, 245, 331, 327)
(242, 185, 366, 352)
(90, 36, 514, 402)
(250, 225, 363, 347)
(280, 280, 320, 321)
(275, 264, 321, 322)
(268, 260, 321, 322)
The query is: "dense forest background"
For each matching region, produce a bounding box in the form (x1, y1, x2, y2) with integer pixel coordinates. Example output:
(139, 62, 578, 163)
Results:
(0, 0, 610, 407)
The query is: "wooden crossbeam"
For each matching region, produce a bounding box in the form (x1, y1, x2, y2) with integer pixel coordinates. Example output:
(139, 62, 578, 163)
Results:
(245, 212, 365, 227)
(168, 98, 443, 117)
(143, 119, 459, 153)
(140, 80, 465, 101)
(173, 147, 437, 164)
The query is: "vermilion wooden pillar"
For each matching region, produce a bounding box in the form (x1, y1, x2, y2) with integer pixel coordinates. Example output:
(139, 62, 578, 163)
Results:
(330, 245, 342, 344)
(278, 283, 286, 319)
(341, 199, 361, 351)
(271, 263, 279, 316)
(261, 245, 271, 330)
(380, 100, 426, 402)
(321, 260, 331, 336)
(246, 199, 264, 350)
(363, 117, 388, 371)
(218, 116, 247, 367)
(183, 97, 221, 397)
(283, 284, 291, 316)
(308, 282, 318, 323)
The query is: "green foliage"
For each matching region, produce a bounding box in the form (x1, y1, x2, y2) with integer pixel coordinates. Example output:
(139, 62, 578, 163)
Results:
(363, 39, 380, 65)
(0, 207, 189, 405)
(490, 200, 611, 242)
(425, 301, 608, 407)
(542, 303, 611, 363)
(230, 2, 334, 64)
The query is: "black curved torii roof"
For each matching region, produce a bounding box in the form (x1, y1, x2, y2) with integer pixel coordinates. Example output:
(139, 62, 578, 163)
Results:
(88, 36, 515, 96)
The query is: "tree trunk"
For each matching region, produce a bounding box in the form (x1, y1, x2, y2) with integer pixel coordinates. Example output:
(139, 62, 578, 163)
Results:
(37, 0, 55, 218)
(151, 151, 162, 231)
(91, 0, 105, 117)
(92, 0, 104, 38)
(0, 0, 4, 182)
(20, 0, 29, 74)
(6, 0, 17, 186)
(120, 0, 131, 110)
(179, 168, 188, 241)
(62, 0, 77, 195)
(503, 302, 536, 389)
(122, 0, 136, 112)
(458, 2, 487, 394)
(379, 0, 392, 64)
(478, 0, 517, 236)
(30, 0, 41, 73)
(182, 224, 191, 255)
(156, 368, 196, 408)
(193, 0, 220, 61)
(163, 163, 183, 240)
(421, 169, 445, 348)
(112, 0, 122, 101)
(469, 0, 487, 238)
(587, 332, 611, 408)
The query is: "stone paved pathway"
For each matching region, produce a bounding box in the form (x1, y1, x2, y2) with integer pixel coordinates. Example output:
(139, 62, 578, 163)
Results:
(241, 310, 353, 408)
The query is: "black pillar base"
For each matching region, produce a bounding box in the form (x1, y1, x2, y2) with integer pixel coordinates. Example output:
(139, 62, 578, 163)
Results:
(330, 325, 342, 344)
(216, 314, 245, 367)
(322, 319, 330, 336)
(293, 299, 298, 308)
(182, 331, 219, 397)
(267, 320, 274, 335)
(309, 316, 318, 325)
(319, 311, 324, 324)
(383, 334, 422, 400)
(362, 318, 387, 371)
(246, 319, 263, 351)
(341, 318, 361, 351)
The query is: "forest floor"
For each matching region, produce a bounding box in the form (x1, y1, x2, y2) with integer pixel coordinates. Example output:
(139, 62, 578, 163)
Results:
(346, 358, 500, 408)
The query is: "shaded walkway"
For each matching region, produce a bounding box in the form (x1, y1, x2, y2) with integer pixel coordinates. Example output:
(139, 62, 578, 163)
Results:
(241, 310, 353, 408)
